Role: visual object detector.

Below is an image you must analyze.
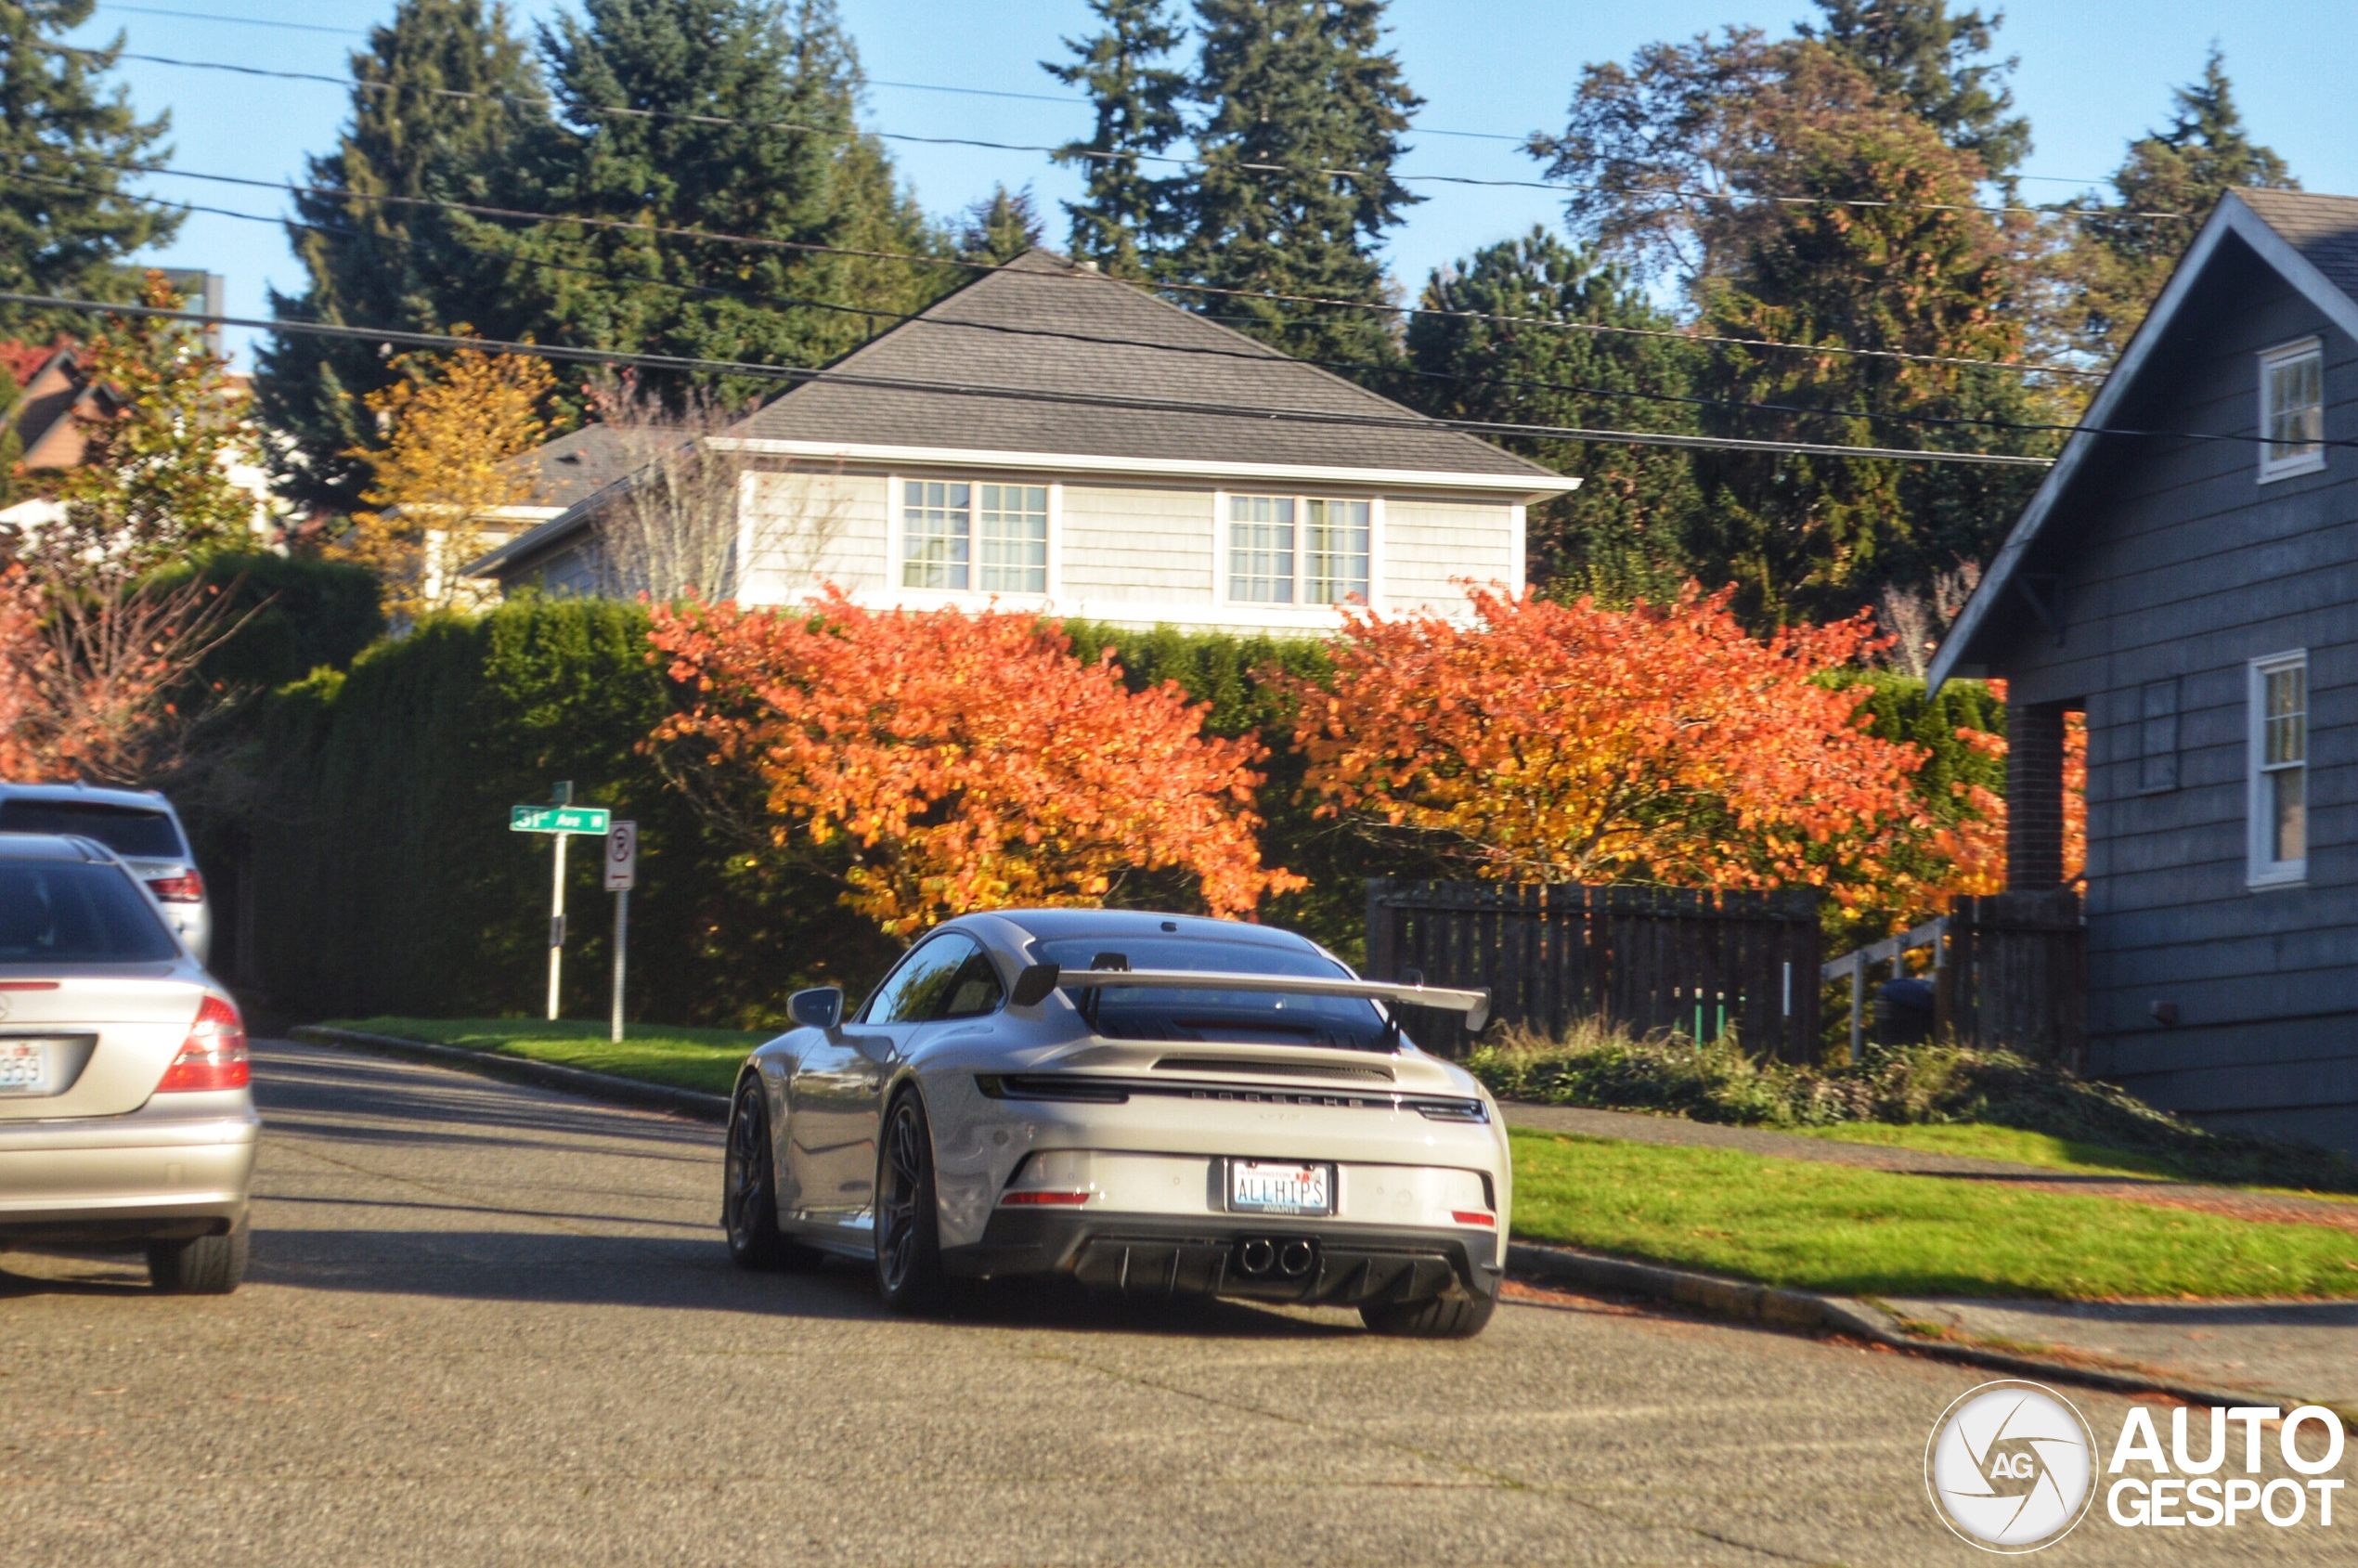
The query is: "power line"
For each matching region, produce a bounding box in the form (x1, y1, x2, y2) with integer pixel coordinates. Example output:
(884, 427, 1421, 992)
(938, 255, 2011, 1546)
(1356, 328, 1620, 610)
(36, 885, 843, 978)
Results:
(30, 168, 2108, 448)
(56, 150, 2106, 381)
(53, 41, 2201, 227)
(0, 292, 2062, 467)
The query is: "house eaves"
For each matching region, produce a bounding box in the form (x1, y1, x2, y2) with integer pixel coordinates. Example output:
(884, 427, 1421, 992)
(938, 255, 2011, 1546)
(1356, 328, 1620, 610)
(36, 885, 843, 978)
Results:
(1928, 190, 2358, 693)
(706, 436, 1577, 499)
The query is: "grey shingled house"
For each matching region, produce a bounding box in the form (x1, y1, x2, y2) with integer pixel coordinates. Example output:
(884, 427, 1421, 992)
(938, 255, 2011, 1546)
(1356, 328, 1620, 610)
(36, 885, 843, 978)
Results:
(1932, 190, 2358, 1153)
(468, 250, 1573, 631)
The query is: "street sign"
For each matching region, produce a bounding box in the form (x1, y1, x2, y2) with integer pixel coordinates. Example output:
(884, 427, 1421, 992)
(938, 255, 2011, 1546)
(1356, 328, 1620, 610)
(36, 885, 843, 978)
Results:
(510, 805, 612, 835)
(603, 821, 638, 892)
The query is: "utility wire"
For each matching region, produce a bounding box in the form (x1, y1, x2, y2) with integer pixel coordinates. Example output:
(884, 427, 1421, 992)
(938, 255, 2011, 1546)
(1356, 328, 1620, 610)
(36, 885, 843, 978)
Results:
(50, 41, 2203, 227)
(0, 292, 2066, 467)
(51, 149, 2107, 380)
(25, 169, 2117, 448)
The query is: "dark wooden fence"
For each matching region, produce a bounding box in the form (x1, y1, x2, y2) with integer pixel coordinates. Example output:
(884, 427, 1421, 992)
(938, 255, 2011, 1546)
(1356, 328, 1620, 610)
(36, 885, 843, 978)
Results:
(1364, 880, 1823, 1061)
(1937, 889, 2087, 1069)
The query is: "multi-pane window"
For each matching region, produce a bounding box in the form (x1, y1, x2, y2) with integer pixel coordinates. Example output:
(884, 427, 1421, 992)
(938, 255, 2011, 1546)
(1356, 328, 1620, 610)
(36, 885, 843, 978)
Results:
(1303, 499, 1370, 604)
(978, 484, 1048, 593)
(1228, 495, 1296, 603)
(2259, 340, 2326, 481)
(902, 481, 971, 590)
(1229, 494, 1371, 604)
(902, 481, 1050, 594)
(2249, 653, 2308, 883)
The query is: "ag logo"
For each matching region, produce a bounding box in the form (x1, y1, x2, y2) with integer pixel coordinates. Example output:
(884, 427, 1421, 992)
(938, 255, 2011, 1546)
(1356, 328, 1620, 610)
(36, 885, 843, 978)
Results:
(1925, 1380, 2098, 1552)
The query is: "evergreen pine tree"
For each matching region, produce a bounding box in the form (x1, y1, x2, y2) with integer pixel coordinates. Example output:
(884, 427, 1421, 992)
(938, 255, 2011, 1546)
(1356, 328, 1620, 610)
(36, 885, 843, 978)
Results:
(482, 0, 950, 412)
(1404, 230, 1702, 603)
(2058, 48, 2295, 359)
(253, 0, 545, 514)
(956, 185, 1044, 265)
(1043, 0, 1186, 277)
(1801, 0, 2030, 180)
(1169, 0, 1421, 368)
(0, 1, 180, 336)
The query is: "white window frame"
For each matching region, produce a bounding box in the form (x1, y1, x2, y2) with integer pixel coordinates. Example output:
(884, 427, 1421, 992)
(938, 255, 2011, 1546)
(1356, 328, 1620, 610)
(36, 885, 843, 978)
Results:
(1218, 491, 1378, 608)
(2258, 338, 2326, 484)
(885, 473, 1056, 605)
(2247, 651, 2309, 888)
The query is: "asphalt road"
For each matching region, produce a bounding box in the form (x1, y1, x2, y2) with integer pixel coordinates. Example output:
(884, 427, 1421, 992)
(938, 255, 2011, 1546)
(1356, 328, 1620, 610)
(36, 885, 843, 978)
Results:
(2, 1040, 2348, 1567)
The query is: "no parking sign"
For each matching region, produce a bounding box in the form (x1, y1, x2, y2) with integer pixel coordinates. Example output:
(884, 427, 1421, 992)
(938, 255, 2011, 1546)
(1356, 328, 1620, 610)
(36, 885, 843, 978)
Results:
(603, 821, 638, 892)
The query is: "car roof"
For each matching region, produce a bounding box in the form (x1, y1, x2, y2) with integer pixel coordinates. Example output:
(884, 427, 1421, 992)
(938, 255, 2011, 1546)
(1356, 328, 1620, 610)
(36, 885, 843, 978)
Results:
(972, 908, 1320, 952)
(0, 832, 120, 863)
(0, 780, 177, 814)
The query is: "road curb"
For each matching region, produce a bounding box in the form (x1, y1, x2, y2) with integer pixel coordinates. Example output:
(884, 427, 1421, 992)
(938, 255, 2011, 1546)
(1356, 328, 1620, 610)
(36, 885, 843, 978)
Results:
(287, 1026, 732, 1123)
(1508, 1240, 2353, 1430)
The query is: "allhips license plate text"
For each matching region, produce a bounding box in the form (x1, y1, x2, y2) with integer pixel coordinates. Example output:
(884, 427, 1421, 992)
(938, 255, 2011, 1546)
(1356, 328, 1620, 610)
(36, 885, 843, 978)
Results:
(1228, 1160, 1333, 1215)
(0, 1040, 48, 1095)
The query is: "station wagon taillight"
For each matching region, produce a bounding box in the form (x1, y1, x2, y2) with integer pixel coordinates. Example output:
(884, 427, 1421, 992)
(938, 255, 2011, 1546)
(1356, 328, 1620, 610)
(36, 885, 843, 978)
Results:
(158, 993, 249, 1092)
(147, 871, 205, 903)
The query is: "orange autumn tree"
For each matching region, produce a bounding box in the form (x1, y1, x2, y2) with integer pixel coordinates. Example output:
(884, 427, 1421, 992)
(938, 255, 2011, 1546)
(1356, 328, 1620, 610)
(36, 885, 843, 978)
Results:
(647, 590, 1302, 937)
(1286, 586, 1930, 912)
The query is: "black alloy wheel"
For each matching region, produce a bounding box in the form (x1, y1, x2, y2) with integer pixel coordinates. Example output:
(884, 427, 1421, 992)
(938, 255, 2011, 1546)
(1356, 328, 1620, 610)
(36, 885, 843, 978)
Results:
(874, 1090, 950, 1313)
(723, 1079, 787, 1269)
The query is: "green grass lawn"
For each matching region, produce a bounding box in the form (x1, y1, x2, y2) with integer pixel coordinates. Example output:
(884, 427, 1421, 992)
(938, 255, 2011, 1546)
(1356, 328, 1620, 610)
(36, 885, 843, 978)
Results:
(1783, 1121, 2190, 1181)
(1509, 1129, 2358, 1301)
(327, 1017, 767, 1095)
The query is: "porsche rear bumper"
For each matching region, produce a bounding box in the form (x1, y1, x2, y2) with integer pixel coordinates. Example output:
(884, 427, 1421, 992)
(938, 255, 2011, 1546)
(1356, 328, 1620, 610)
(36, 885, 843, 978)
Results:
(944, 1211, 1501, 1306)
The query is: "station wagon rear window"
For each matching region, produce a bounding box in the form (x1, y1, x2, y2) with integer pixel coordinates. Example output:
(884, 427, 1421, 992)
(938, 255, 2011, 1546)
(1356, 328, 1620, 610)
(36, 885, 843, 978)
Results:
(1035, 937, 1392, 1051)
(0, 862, 181, 964)
(0, 799, 186, 859)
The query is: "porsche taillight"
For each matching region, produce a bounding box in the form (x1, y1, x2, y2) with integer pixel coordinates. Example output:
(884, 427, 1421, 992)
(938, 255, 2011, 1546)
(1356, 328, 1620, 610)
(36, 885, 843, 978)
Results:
(158, 993, 249, 1092)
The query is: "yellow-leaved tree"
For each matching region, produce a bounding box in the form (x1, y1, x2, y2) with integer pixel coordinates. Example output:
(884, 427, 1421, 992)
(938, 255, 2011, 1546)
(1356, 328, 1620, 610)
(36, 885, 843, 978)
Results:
(336, 336, 558, 619)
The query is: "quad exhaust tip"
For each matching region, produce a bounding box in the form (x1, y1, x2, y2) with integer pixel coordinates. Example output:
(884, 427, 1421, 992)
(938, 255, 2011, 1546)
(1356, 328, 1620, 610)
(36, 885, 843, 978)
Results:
(1235, 1238, 1316, 1278)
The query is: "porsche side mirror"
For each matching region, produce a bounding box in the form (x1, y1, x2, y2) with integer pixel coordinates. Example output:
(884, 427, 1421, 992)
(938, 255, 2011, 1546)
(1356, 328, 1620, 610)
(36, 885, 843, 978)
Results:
(1010, 962, 1061, 1007)
(788, 986, 843, 1030)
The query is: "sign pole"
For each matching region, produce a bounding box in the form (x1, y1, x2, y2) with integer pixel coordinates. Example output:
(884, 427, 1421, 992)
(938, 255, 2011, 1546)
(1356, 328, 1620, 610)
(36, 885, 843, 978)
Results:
(603, 821, 639, 1046)
(547, 832, 568, 1022)
(611, 887, 628, 1044)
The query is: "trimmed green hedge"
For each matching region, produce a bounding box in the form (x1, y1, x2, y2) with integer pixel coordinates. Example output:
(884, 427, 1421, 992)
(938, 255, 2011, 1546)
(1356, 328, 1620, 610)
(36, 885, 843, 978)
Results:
(245, 601, 897, 1028)
(236, 604, 2007, 1024)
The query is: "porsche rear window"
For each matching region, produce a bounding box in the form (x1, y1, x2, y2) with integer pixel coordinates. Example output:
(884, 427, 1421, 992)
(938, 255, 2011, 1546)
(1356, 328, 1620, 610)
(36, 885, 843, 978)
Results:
(0, 799, 186, 859)
(1034, 937, 1390, 1050)
(0, 862, 181, 963)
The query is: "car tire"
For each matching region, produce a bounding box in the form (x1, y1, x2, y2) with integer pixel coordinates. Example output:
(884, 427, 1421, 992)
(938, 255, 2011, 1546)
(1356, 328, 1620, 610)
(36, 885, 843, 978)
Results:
(1359, 1290, 1496, 1339)
(147, 1225, 247, 1295)
(874, 1089, 952, 1315)
(723, 1078, 799, 1271)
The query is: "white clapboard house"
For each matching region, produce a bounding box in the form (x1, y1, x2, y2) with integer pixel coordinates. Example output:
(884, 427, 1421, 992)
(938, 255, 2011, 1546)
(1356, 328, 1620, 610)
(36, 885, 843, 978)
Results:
(466, 250, 1572, 630)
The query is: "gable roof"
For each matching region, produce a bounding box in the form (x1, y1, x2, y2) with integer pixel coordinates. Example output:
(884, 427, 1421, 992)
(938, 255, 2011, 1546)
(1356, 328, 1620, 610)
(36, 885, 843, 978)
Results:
(720, 249, 1562, 488)
(1928, 189, 2358, 691)
(500, 424, 682, 512)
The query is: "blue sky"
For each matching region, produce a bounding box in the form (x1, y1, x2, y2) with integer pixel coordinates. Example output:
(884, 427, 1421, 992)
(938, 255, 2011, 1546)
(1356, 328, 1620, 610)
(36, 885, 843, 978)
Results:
(59, 0, 2358, 368)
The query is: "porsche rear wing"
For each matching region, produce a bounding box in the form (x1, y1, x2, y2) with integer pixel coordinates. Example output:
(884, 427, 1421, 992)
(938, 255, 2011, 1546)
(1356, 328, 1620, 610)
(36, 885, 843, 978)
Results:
(1018, 964, 1491, 1032)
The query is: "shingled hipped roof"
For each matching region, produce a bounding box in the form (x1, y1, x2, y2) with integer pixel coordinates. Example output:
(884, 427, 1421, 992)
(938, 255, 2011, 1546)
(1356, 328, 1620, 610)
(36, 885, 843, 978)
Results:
(721, 249, 1560, 486)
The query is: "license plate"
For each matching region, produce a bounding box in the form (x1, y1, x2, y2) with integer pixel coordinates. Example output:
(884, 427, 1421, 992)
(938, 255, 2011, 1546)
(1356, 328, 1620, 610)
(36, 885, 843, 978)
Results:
(0, 1039, 48, 1095)
(1227, 1160, 1334, 1216)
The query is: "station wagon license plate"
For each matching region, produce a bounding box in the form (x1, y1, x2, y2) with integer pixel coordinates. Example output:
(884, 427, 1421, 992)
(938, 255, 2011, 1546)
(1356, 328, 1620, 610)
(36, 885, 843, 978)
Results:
(1226, 1160, 1334, 1216)
(0, 1039, 48, 1095)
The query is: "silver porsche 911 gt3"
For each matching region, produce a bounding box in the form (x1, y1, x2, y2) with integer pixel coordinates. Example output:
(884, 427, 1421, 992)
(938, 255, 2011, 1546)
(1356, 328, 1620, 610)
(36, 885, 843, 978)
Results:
(721, 909, 1508, 1337)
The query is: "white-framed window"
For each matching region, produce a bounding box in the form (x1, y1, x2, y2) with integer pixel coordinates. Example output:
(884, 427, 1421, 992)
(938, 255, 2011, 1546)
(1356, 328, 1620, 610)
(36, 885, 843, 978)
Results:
(1225, 493, 1370, 605)
(900, 480, 1049, 593)
(2258, 339, 2326, 483)
(978, 484, 1048, 593)
(2248, 652, 2308, 887)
